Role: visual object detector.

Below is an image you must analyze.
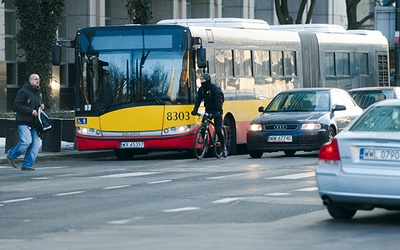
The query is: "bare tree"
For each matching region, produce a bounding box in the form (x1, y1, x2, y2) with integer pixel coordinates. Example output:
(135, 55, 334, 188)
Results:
(275, 0, 316, 24)
(275, 0, 394, 29)
(126, 0, 153, 24)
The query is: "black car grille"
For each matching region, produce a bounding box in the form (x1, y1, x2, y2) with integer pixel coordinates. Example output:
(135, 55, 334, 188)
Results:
(264, 124, 299, 131)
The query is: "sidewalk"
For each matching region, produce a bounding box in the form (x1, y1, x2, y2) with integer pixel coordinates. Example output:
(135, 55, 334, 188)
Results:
(0, 137, 114, 165)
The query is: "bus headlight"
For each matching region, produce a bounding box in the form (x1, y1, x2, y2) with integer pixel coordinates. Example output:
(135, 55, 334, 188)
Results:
(76, 126, 102, 136)
(248, 124, 262, 131)
(162, 124, 197, 135)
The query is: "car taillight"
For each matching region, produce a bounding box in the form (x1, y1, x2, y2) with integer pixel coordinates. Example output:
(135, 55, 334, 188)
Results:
(318, 138, 340, 161)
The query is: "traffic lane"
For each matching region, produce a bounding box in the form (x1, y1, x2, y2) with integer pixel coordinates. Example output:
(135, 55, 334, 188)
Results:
(1, 153, 400, 249)
(0, 153, 321, 239)
(1, 209, 400, 249)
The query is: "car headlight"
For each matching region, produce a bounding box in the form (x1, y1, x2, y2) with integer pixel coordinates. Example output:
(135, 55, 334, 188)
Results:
(248, 124, 262, 131)
(301, 123, 321, 130)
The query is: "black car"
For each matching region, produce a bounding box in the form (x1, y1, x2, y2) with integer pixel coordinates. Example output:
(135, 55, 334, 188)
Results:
(246, 88, 362, 158)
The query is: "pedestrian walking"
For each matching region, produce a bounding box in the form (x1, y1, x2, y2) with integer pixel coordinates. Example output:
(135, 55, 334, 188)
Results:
(7, 73, 45, 171)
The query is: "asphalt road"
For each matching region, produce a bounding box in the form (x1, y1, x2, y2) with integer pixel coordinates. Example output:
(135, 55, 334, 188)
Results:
(1, 151, 400, 250)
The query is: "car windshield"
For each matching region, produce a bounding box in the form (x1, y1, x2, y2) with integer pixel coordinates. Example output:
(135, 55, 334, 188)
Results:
(350, 106, 400, 131)
(265, 91, 330, 112)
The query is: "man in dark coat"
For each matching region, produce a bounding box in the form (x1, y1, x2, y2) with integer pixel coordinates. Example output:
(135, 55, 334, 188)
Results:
(7, 73, 45, 170)
(191, 73, 227, 157)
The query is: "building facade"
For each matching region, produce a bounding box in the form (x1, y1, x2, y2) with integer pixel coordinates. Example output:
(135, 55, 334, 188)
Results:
(0, 0, 373, 112)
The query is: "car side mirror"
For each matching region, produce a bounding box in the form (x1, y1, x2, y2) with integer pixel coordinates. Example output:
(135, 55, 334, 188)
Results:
(258, 106, 265, 112)
(332, 104, 346, 111)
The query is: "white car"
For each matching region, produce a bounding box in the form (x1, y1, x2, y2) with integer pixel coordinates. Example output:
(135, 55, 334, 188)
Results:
(348, 86, 400, 109)
(316, 99, 400, 219)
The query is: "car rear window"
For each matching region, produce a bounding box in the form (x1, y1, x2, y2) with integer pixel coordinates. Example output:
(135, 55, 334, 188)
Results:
(350, 106, 400, 131)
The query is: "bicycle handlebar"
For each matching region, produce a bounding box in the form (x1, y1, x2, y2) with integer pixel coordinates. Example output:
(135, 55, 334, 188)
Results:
(196, 112, 214, 123)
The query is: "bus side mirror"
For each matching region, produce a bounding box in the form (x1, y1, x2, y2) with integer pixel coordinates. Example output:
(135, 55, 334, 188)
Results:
(197, 47, 207, 68)
(52, 44, 62, 66)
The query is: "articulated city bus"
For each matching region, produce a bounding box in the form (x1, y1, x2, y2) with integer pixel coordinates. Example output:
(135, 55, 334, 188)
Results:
(53, 18, 389, 159)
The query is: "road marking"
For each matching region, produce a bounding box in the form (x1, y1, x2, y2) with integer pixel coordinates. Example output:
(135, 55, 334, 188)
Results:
(266, 172, 315, 180)
(1, 197, 34, 203)
(147, 180, 172, 184)
(212, 197, 243, 203)
(265, 193, 290, 196)
(39, 166, 67, 169)
(163, 207, 200, 212)
(294, 187, 318, 192)
(53, 191, 85, 196)
(207, 173, 249, 179)
(102, 185, 131, 190)
(93, 172, 159, 178)
(108, 217, 145, 224)
(32, 177, 49, 180)
(108, 219, 132, 224)
(0, 166, 21, 169)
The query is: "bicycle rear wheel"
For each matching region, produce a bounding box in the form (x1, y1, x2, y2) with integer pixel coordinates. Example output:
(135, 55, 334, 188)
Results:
(193, 126, 209, 159)
(213, 126, 226, 158)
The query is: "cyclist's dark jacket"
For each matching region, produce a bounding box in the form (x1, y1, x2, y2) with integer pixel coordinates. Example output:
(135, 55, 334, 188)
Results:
(13, 82, 42, 127)
(193, 82, 224, 115)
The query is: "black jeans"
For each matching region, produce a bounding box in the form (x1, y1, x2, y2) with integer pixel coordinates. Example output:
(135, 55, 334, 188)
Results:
(213, 114, 225, 147)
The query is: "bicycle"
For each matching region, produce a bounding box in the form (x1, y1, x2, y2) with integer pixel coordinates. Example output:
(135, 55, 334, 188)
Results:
(193, 112, 227, 159)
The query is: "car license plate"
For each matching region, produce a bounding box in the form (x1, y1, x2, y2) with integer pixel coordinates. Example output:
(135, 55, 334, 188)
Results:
(120, 142, 145, 149)
(268, 135, 292, 142)
(360, 148, 400, 161)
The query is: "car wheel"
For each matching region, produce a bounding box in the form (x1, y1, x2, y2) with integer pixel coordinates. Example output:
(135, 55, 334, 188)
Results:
(326, 202, 357, 219)
(328, 127, 336, 142)
(284, 150, 296, 157)
(249, 151, 263, 158)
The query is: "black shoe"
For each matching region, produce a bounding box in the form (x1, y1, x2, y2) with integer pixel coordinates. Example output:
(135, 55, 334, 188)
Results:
(6, 155, 17, 168)
(21, 167, 35, 171)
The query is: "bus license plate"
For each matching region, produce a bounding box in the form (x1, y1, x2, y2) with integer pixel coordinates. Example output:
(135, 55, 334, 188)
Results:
(360, 148, 400, 161)
(268, 135, 292, 142)
(120, 142, 145, 149)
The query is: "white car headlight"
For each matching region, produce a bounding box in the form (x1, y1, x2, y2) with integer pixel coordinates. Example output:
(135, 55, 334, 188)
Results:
(248, 124, 262, 131)
(301, 123, 321, 130)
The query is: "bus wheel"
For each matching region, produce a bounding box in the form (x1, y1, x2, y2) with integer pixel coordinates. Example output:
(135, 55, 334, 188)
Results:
(223, 116, 236, 155)
(114, 149, 134, 160)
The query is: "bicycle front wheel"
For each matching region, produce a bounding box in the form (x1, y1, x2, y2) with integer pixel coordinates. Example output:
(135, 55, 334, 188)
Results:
(193, 126, 209, 159)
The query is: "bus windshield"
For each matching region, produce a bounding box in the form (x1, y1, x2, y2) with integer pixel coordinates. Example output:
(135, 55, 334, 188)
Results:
(75, 26, 191, 113)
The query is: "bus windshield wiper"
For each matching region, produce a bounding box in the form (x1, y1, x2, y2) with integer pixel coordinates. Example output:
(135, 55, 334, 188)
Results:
(136, 78, 164, 104)
(99, 80, 126, 114)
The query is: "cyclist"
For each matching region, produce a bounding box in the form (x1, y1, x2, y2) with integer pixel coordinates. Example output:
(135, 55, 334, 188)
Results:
(191, 73, 227, 157)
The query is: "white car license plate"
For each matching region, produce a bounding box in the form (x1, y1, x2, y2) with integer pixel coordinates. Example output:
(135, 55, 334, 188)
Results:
(120, 141, 145, 149)
(360, 148, 400, 161)
(268, 135, 292, 142)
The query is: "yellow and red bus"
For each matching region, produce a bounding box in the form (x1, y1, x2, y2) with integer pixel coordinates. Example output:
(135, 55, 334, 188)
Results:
(53, 18, 389, 159)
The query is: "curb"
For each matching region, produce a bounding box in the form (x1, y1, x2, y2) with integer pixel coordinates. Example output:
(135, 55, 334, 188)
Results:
(0, 150, 115, 165)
